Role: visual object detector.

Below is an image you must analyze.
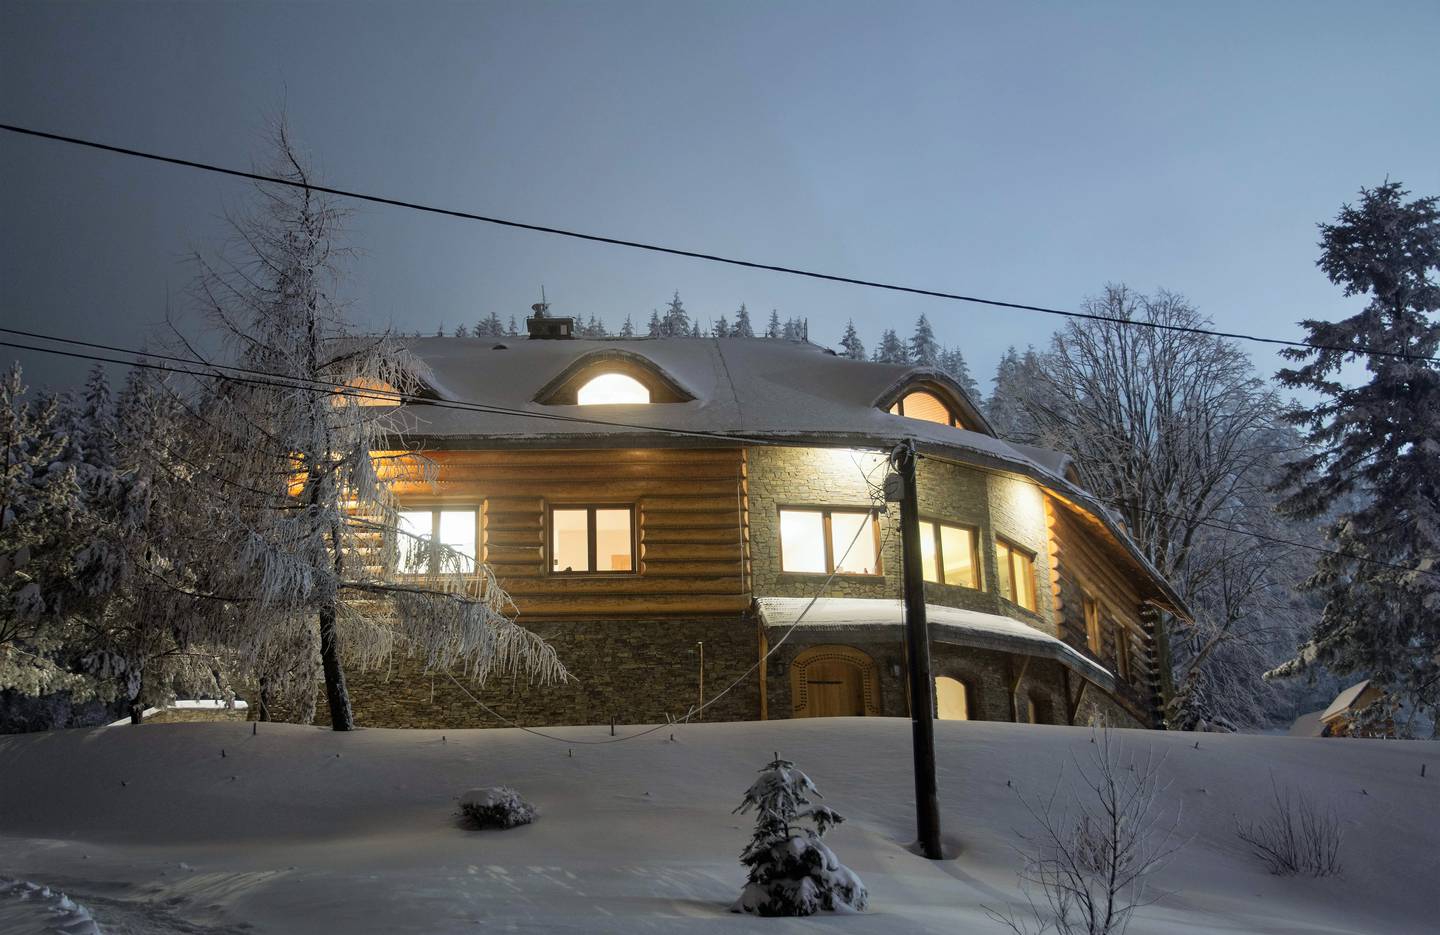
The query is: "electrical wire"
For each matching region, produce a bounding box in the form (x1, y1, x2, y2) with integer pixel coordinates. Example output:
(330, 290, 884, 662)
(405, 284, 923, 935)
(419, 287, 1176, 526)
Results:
(3, 122, 1435, 366)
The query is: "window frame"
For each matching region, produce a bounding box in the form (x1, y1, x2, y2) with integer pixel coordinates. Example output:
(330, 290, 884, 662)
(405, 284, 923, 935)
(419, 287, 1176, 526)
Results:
(1112, 621, 1133, 683)
(547, 502, 638, 576)
(1083, 592, 1103, 654)
(995, 536, 1039, 611)
(918, 516, 982, 589)
(575, 372, 652, 406)
(777, 506, 884, 577)
(888, 390, 963, 429)
(394, 505, 480, 577)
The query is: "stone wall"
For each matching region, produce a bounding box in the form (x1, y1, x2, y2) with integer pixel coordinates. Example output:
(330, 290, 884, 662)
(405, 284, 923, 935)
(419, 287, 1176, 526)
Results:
(317, 617, 760, 729)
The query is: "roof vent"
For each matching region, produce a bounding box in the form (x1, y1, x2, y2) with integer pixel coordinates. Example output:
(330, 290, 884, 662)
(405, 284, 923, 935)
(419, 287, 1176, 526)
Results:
(526, 302, 575, 340)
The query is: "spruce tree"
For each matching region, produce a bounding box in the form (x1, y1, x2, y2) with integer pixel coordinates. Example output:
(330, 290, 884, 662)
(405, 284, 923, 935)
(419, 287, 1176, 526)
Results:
(1273, 181, 1440, 730)
(765, 310, 782, 339)
(647, 310, 663, 338)
(908, 313, 941, 367)
(871, 329, 908, 364)
(453, 323, 470, 338)
(619, 315, 636, 339)
(986, 346, 1049, 443)
(938, 346, 982, 405)
(731, 756, 867, 916)
(838, 320, 865, 360)
(662, 292, 690, 337)
(713, 315, 731, 338)
(733, 304, 755, 338)
(507, 316, 519, 337)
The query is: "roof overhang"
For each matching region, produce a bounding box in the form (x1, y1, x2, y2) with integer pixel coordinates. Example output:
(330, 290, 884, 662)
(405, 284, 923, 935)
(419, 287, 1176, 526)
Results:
(756, 596, 1116, 692)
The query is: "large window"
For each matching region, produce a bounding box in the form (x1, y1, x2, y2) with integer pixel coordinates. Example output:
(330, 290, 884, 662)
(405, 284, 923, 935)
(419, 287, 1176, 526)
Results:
(396, 508, 477, 575)
(779, 508, 881, 575)
(550, 505, 635, 573)
(888, 390, 963, 428)
(995, 537, 1038, 611)
(918, 520, 980, 588)
(576, 373, 650, 405)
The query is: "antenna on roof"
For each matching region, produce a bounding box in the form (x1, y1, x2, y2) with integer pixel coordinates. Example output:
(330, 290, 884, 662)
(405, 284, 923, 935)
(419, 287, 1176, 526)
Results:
(532, 285, 550, 319)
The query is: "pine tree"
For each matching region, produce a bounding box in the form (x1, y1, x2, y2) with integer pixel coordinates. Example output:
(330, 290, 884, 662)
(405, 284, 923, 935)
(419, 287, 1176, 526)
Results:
(938, 346, 982, 406)
(690, 320, 702, 338)
(781, 317, 803, 341)
(647, 310, 663, 338)
(507, 316, 519, 337)
(986, 346, 1050, 443)
(1272, 181, 1440, 730)
(453, 323, 470, 338)
(619, 315, 636, 339)
(435, 323, 446, 338)
(908, 314, 941, 367)
(484, 312, 504, 337)
(838, 320, 865, 360)
(731, 756, 867, 916)
(713, 315, 731, 337)
(871, 329, 907, 364)
(662, 292, 690, 337)
(584, 314, 607, 338)
(733, 304, 755, 338)
(765, 310, 782, 339)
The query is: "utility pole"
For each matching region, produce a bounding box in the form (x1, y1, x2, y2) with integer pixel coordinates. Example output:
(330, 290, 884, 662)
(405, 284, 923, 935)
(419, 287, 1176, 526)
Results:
(893, 442, 943, 859)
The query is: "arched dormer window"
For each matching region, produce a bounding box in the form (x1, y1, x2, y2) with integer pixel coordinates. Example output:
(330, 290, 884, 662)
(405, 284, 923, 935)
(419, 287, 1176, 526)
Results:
(577, 372, 651, 405)
(534, 349, 696, 406)
(889, 389, 964, 428)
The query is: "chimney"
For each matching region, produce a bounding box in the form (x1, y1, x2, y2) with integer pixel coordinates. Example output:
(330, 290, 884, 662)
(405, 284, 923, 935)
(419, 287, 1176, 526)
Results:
(525, 302, 575, 339)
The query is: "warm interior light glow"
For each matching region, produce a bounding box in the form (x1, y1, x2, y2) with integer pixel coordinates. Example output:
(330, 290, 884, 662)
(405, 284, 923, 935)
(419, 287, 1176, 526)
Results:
(551, 508, 589, 572)
(919, 520, 940, 582)
(577, 373, 650, 405)
(437, 510, 477, 572)
(831, 511, 878, 575)
(397, 510, 433, 574)
(936, 677, 969, 720)
(333, 377, 402, 406)
(898, 390, 953, 425)
(779, 510, 826, 573)
(941, 524, 976, 588)
(595, 509, 634, 572)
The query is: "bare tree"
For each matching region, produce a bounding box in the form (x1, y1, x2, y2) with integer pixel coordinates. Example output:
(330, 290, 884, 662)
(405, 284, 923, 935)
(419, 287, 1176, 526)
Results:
(994, 285, 1320, 728)
(988, 730, 1181, 935)
(164, 124, 566, 729)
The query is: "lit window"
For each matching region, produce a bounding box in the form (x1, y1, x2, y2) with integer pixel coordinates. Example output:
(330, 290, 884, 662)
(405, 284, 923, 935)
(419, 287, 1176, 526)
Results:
(550, 505, 635, 573)
(996, 538, 1038, 611)
(779, 508, 880, 575)
(1083, 594, 1102, 654)
(918, 520, 980, 588)
(888, 390, 961, 428)
(396, 508, 477, 575)
(333, 377, 402, 407)
(576, 373, 650, 405)
(936, 677, 969, 720)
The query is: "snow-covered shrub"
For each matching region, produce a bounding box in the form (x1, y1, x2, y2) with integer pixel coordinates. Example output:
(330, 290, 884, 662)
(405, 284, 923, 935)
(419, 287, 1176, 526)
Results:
(731, 756, 867, 917)
(460, 786, 536, 829)
(1235, 777, 1341, 877)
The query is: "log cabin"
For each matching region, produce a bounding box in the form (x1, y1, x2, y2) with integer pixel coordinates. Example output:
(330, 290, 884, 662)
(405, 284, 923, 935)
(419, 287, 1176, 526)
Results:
(328, 314, 1187, 730)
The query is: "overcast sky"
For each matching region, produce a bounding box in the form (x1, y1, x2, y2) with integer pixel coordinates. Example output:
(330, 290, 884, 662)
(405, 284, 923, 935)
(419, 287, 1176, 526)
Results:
(3, 1, 1438, 394)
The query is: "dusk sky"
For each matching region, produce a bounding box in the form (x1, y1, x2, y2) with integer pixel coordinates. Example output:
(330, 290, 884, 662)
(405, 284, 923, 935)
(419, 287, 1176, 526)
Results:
(4, 1, 1438, 393)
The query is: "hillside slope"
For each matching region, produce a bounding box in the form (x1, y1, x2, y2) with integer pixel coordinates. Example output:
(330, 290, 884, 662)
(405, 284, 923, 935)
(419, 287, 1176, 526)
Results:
(0, 718, 1434, 933)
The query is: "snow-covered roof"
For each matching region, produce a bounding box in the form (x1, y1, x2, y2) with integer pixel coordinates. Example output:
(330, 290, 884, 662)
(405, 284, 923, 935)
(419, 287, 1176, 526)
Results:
(755, 597, 1115, 691)
(384, 336, 1186, 615)
(1321, 680, 1376, 723)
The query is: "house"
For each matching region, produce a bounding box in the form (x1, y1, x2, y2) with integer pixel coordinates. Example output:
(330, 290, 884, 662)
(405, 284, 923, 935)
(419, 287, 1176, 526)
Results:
(329, 316, 1187, 730)
(1316, 680, 1388, 737)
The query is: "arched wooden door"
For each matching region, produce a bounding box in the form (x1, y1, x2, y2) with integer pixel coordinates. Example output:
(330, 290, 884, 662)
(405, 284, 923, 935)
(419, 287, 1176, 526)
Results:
(790, 645, 879, 718)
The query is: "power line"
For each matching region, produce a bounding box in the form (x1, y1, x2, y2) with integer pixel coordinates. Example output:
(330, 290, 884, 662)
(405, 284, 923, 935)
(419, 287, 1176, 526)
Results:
(3, 122, 1435, 366)
(5, 326, 1434, 582)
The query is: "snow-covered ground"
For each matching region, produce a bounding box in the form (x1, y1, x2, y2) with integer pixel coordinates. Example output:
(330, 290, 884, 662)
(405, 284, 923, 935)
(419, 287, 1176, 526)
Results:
(0, 718, 1434, 934)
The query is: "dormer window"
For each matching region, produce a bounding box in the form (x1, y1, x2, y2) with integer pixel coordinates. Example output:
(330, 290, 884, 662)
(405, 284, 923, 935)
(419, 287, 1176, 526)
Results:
(888, 389, 962, 428)
(577, 373, 651, 405)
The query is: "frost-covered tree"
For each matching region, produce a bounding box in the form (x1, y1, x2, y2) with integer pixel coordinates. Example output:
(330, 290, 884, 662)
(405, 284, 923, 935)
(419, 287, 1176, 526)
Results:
(987, 346, 1049, 444)
(1270, 182, 1440, 733)
(661, 292, 690, 337)
(733, 304, 755, 338)
(646, 310, 663, 338)
(871, 329, 908, 364)
(908, 314, 941, 367)
(474, 312, 504, 337)
(175, 126, 566, 730)
(712, 314, 731, 338)
(0, 365, 85, 701)
(731, 756, 867, 917)
(690, 320, 702, 338)
(765, 310, 782, 339)
(938, 346, 982, 406)
(506, 316, 519, 337)
(453, 323, 470, 338)
(999, 286, 1316, 728)
(619, 315, 636, 339)
(781, 317, 807, 341)
(838, 320, 865, 360)
(582, 315, 608, 338)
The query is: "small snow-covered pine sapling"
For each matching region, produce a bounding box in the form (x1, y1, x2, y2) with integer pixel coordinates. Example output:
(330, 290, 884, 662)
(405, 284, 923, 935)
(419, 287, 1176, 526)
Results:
(731, 756, 867, 917)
